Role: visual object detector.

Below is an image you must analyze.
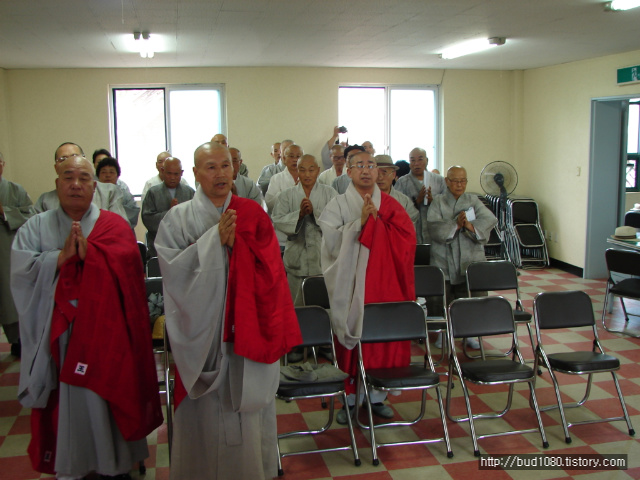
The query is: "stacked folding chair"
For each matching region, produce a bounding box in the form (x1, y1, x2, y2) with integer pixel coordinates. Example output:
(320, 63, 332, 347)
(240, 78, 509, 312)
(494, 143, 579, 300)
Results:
(484, 194, 549, 269)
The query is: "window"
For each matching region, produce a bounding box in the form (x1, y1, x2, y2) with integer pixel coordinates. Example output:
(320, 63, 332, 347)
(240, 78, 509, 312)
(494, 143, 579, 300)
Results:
(625, 99, 640, 192)
(110, 85, 225, 194)
(338, 85, 439, 168)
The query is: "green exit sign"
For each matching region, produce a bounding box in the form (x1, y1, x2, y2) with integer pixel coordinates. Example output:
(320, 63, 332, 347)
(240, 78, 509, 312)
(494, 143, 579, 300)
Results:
(618, 65, 640, 85)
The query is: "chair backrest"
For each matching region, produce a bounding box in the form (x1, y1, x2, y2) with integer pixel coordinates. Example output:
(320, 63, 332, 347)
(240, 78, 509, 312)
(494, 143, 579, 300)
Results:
(414, 244, 431, 266)
(147, 256, 162, 277)
(294, 306, 333, 348)
(467, 260, 518, 293)
(302, 275, 331, 309)
(360, 301, 426, 343)
(510, 200, 539, 224)
(514, 224, 545, 247)
(145, 276, 163, 296)
(138, 241, 148, 268)
(605, 248, 640, 278)
(414, 265, 445, 298)
(448, 296, 514, 338)
(533, 290, 595, 330)
(624, 211, 640, 228)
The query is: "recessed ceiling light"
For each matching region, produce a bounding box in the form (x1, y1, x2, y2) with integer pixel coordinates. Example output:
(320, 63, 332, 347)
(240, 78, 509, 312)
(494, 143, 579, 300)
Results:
(605, 0, 640, 11)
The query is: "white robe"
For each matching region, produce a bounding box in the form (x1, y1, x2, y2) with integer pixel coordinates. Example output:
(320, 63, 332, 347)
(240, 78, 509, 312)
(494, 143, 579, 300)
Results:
(11, 204, 147, 478)
(155, 188, 279, 480)
(272, 183, 337, 305)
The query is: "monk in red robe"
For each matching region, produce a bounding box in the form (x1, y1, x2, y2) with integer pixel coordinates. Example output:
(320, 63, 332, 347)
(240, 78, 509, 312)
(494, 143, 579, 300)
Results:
(319, 150, 416, 424)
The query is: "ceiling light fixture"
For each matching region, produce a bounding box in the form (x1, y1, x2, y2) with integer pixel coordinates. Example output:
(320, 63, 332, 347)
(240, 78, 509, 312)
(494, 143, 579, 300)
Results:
(605, 0, 640, 10)
(439, 37, 506, 60)
(133, 31, 154, 58)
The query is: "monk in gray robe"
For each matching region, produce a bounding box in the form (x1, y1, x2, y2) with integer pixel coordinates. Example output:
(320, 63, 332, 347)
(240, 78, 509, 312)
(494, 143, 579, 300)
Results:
(156, 142, 301, 480)
(35, 142, 128, 223)
(272, 154, 337, 305)
(330, 145, 364, 194)
(374, 154, 419, 229)
(395, 147, 446, 243)
(0, 153, 35, 356)
(141, 157, 195, 257)
(11, 153, 162, 479)
(230, 147, 265, 207)
(257, 141, 288, 196)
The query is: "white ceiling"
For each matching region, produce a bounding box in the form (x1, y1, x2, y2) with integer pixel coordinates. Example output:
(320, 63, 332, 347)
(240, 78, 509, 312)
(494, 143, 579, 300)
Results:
(0, 0, 638, 71)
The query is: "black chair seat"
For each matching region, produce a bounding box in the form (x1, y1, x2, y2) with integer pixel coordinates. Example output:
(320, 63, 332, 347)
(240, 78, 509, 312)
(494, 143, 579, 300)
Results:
(513, 310, 532, 322)
(365, 365, 440, 389)
(609, 279, 640, 299)
(461, 360, 533, 383)
(547, 352, 620, 372)
(277, 379, 347, 398)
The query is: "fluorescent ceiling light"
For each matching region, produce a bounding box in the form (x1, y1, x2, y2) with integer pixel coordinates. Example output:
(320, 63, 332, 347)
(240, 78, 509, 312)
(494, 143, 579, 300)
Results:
(440, 37, 505, 60)
(606, 0, 640, 10)
(134, 31, 155, 58)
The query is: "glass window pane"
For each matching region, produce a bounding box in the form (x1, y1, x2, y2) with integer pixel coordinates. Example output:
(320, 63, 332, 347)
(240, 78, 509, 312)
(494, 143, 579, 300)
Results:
(168, 89, 222, 187)
(114, 89, 166, 195)
(338, 87, 385, 154)
(389, 89, 436, 165)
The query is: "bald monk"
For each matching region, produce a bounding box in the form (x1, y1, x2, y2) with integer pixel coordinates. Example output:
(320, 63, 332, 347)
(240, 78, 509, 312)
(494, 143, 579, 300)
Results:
(11, 155, 162, 478)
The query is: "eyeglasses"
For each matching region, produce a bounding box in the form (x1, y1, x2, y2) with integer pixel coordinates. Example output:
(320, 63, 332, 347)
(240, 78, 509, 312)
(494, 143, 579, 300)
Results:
(350, 163, 377, 170)
(378, 169, 395, 177)
(447, 178, 468, 185)
(56, 153, 85, 163)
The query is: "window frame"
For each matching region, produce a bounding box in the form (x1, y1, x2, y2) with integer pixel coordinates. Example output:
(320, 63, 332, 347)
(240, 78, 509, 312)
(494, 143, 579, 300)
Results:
(338, 83, 441, 170)
(108, 83, 226, 194)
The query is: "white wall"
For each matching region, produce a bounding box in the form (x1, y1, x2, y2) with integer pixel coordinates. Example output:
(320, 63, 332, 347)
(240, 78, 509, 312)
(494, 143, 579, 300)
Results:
(520, 50, 640, 268)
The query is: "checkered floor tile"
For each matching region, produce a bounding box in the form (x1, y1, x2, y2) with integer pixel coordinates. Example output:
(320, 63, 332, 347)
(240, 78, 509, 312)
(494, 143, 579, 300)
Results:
(1, 267, 640, 479)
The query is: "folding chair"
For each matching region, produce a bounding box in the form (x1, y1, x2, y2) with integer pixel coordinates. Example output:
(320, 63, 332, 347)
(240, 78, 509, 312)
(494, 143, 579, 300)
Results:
(465, 261, 536, 363)
(144, 277, 173, 464)
(147, 256, 161, 277)
(414, 243, 431, 265)
(356, 301, 453, 465)
(602, 248, 640, 337)
(446, 296, 548, 456)
(300, 275, 331, 365)
(414, 265, 448, 366)
(137, 241, 148, 271)
(276, 306, 360, 475)
(533, 290, 635, 444)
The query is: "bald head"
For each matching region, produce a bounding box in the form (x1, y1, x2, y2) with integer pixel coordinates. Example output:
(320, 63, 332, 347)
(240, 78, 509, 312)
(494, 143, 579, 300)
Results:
(162, 157, 184, 188)
(55, 155, 96, 220)
(446, 165, 468, 199)
(195, 142, 231, 168)
(211, 134, 228, 146)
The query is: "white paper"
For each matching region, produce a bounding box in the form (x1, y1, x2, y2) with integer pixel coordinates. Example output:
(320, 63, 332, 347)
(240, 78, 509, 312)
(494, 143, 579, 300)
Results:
(465, 206, 476, 222)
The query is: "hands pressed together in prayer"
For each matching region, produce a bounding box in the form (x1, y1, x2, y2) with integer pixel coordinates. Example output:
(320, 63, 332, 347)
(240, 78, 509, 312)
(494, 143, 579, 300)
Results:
(456, 211, 475, 233)
(170, 198, 179, 208)
(299, 197, 313, 218)
(58, 221, 88, 269)
(361, 194, 378, 226)
(219, 209, 237, 248)
(416, 185, 432, 206)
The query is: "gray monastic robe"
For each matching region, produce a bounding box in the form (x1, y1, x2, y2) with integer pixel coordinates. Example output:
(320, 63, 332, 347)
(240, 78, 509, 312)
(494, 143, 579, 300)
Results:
(141, 182, 195, 257)
(257, 161, 285, 196)
(319, 183, 381, 349)
(427, 190, 498, 285)
(234, 174, 265, 207)
(11, 204, 147, 478)
(35, 182, 128, 224)
(331, 173, 351, 194)
(155, 189, 279, 480)
(389, 186, 419, 231)
(0, 178, 35, 340)
(272, 182, 337, 305)
(395, 171, 446, 243)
